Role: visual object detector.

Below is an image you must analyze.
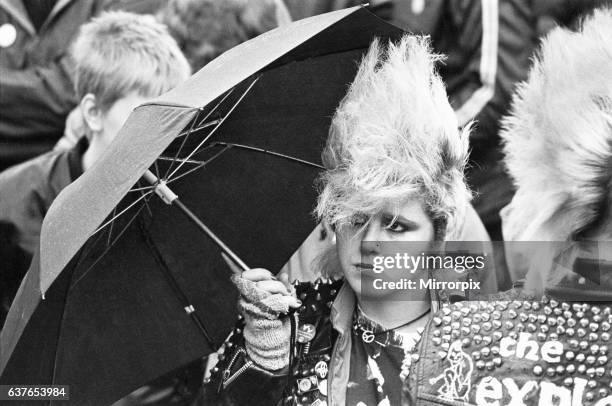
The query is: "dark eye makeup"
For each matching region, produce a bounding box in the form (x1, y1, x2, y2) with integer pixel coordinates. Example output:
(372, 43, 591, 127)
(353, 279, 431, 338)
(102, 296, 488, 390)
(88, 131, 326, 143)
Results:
(381, 214, 418, 233)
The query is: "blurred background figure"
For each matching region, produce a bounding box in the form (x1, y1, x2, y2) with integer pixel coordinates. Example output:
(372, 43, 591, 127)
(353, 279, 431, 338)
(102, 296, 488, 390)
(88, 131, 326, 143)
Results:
(0, 0, 163, 172)
(0, 10, 190, 325)
(501, 6, 612, 288)
(54, 0, 291, 151)
(157, 0, 291, 72)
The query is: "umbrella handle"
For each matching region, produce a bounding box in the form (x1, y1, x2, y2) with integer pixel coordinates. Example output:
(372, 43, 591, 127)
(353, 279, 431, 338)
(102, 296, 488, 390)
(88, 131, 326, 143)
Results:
(143, 170, 250, 272)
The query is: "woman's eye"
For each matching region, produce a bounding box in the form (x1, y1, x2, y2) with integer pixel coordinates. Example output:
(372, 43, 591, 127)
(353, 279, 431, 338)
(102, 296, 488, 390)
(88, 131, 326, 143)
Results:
(385, 221, 406, 232)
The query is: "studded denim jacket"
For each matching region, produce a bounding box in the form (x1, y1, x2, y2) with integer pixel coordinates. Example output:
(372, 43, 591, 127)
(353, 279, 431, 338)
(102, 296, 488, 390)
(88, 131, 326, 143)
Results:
(402, 287, 612, 406)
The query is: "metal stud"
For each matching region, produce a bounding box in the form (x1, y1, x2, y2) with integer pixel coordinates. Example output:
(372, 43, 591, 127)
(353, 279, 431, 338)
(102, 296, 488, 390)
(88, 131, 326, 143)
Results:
(533, 365, 544, 377)
(566, 364, 576, 374)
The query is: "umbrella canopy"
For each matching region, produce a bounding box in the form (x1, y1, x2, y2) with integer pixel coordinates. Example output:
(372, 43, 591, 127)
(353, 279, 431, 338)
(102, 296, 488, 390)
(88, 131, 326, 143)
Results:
(1, 6, 404, 405)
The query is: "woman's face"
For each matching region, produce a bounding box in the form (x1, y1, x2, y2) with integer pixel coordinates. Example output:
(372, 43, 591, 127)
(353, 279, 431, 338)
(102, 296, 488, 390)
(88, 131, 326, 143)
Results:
(335, 199, 436, 300)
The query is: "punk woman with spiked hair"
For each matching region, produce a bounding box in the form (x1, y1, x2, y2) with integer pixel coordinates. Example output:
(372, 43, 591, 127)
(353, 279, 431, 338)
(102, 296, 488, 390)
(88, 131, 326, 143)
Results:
(200, 34, 472, 406)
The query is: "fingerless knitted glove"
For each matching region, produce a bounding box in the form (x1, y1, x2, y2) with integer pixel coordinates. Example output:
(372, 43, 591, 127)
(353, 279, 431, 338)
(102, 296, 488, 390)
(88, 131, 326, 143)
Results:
(232, 275, 291, 371)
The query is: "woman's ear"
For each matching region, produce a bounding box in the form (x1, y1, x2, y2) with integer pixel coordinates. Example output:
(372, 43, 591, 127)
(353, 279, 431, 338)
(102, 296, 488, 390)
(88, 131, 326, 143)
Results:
(79, 94, 103, 134)
(321, 221, 336, 244)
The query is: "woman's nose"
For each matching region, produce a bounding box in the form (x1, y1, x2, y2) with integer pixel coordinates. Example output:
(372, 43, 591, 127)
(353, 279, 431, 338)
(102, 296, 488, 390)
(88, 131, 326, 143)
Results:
(360, 223, 382, 256)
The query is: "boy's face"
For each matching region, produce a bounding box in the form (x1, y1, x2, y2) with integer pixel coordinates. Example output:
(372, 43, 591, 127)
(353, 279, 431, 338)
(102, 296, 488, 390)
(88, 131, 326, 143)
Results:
(101, 92, 150, 144)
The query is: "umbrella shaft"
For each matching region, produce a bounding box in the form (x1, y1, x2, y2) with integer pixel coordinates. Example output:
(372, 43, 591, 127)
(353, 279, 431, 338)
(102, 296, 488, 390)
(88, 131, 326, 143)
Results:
(143, 170, 250, 272)
(173, 199, 250, 272)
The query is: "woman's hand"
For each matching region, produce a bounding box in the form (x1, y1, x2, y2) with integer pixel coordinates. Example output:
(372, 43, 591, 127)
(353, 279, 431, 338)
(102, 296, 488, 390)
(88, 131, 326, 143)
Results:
(222, 254, 300, 371)
(240, 267, 301, 309)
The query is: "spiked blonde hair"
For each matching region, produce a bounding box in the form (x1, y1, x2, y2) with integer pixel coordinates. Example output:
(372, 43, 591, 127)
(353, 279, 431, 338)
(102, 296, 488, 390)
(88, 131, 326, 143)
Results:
(501, 9, 612, 292)
(315, 35, 470, 240)
(502, 9, 612, 243)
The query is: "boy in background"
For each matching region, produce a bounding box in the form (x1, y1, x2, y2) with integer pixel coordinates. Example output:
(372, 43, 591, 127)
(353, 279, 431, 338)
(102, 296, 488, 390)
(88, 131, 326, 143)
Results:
(0, 10, 191, 325)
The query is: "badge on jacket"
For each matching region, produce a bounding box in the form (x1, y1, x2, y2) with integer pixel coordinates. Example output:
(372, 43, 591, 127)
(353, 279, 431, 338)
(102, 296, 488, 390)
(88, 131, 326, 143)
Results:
(0, 23, 17, 48)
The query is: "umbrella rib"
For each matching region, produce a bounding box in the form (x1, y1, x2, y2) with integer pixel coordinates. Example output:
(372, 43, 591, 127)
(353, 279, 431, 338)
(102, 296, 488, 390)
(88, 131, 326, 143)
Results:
(211, 142, 324, 169)
(166, 76, 260, 182)
(141, 187, 154, 217)
(164, 108, 200, 180)
(163, 86, 237, 179)
(166, 145, 232, 184)
(175, 86, 235, 140)
(70, 202, 147, 290)
(140, 224, 217, 348)
(91, 190, 153, 237)
(106, 207, 117, 247)
(128, 185, 156, 193)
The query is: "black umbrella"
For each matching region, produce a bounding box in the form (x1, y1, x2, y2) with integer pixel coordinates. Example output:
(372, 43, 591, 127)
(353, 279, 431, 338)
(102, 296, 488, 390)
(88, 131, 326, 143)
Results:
(1, 7, 404, 405)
